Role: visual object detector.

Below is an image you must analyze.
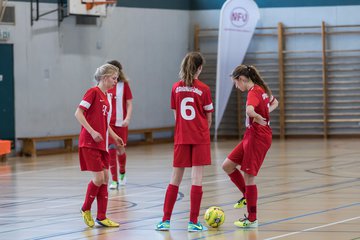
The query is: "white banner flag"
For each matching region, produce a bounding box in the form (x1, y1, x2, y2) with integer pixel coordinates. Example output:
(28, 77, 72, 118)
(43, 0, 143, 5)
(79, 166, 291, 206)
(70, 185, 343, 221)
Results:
(215, 0, 260, 136)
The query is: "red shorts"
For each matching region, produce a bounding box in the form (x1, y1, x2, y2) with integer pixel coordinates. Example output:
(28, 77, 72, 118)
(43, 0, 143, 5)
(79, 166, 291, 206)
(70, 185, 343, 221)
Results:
(79, 147, 109, 171)
(109, 125, 128, 145)
(227, 126, 272, 176)
(173, 144, 211, 168)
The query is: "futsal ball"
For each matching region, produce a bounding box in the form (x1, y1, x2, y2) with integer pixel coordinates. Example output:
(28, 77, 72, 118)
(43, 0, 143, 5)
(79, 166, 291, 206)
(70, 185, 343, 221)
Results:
(204, 206, 225, 228)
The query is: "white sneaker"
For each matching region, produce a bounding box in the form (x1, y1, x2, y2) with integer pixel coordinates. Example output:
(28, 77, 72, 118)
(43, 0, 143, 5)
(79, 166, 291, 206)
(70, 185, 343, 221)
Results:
(109, 181, 118, 190)
(119, 174, 126, 186)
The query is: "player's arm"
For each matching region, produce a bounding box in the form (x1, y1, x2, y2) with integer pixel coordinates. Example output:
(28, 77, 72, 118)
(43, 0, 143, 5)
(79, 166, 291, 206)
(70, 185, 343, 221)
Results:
(173, 110, 176, 120)
(122, 99, 133, 127)
(246, 105, 266, 126)
(269, 97, 278, 113)
(109, 127, 125, 146)
(75, 107, 103, 142)
(206, 112, 212, 129)
(109, 127, 125, 154)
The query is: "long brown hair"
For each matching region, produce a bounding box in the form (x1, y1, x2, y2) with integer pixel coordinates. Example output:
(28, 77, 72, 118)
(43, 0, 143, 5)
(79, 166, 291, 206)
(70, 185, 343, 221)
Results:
(179, 52, 204, 86)
(231, 65, 272, 97)
(107, 60, 128, 83)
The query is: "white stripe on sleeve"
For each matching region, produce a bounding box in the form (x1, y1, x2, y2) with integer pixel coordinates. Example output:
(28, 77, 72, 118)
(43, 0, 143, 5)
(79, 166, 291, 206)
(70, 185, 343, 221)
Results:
(203, 103, 213, 111)
(79, 100, 91, 109)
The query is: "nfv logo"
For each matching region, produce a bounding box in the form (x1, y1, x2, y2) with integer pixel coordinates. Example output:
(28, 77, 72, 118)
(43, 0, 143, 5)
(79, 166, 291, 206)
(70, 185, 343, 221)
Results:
(230, 7, 248, 27)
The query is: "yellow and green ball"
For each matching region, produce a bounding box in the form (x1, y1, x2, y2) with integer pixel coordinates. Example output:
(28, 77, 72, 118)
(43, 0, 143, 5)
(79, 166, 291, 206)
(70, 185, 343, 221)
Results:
(204, 206, 225, 228)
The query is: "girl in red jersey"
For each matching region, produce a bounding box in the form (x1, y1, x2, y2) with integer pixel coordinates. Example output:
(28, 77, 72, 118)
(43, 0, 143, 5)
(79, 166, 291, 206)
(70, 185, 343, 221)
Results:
(222, 65, 278, 228)
(107, 60, 133, 189)
(75, 63, 125, 228)
(156, 52, 214, 232)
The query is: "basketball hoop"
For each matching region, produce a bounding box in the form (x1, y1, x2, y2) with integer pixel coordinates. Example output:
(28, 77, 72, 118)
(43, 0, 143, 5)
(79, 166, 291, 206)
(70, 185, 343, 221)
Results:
(96, 0, 116, 27)
(85, 0, 115, 11)
(106, 0, 116, 16)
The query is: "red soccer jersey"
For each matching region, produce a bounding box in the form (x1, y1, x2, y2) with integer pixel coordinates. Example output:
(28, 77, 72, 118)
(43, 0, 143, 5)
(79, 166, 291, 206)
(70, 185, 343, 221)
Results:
(108, 82, 133, 127)
(78, 86, 111, 151)
(246, 85, 275, 131)
(171, 79, 214, 144)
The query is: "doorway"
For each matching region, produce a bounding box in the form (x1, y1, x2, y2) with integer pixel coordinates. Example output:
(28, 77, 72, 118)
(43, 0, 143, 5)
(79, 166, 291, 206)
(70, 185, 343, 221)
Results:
(0, 44, 15, 143)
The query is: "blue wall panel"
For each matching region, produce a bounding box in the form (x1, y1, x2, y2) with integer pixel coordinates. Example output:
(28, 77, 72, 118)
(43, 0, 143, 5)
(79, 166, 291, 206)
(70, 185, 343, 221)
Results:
(11, 0, 360, 9)
(118, 0, 189, 9)
(191, 0, 360, 10)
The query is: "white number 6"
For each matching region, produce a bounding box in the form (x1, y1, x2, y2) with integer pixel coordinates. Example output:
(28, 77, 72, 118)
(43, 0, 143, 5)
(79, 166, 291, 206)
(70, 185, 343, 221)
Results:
(181, 97, 195, 120)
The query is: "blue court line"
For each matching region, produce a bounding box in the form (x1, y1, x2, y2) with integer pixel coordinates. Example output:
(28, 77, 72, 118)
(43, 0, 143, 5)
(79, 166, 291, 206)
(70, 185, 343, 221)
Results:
(191, 202, 360, 240)
(12, 176, 359, 240)
(72, 179, 360, 234)
(8, 175, 358, 238)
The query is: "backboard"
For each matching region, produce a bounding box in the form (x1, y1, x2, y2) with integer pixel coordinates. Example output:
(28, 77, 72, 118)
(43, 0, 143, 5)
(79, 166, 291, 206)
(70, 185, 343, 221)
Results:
(69, 0, 112, 17)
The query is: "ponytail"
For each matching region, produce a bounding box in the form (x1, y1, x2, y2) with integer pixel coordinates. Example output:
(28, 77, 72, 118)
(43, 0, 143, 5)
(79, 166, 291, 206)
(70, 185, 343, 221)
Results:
(179, 52, 204, 86)
(107, 60, 128, 83)
(231, 65, 272, 97)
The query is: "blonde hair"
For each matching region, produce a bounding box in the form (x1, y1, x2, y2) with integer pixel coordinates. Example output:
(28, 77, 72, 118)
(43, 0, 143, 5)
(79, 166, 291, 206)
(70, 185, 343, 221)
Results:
(231, 65, 272, 97)
(179, 52, 204, 86)
(94, 63, 119, 82)
(107, 60, 128, 83)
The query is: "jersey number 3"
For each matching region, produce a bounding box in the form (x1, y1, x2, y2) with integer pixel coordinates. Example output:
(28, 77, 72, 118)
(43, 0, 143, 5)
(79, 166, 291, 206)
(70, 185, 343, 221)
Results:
(180, 97, 195, 120)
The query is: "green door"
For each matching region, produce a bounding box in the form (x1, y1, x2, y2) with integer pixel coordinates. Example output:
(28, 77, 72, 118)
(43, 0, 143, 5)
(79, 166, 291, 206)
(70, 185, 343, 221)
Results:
(0, 44, 15, 143)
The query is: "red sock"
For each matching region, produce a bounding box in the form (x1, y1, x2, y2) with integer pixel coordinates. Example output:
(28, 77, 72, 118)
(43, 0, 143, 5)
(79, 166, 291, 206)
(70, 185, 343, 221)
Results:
(96, 184, 108, 220)
(228, 169, 246, 195)
(109, 149, 118, 181)
(245, 185, 258, 222)
(190, 185, 203, 223)
(82, 181, 100, 211)
(119, 153, 126, 174)
(162, 184, 179, 221)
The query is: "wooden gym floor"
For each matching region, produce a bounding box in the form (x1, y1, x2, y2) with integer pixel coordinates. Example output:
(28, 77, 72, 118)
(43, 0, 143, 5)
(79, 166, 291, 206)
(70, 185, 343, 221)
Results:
(0, 138, 359, 240)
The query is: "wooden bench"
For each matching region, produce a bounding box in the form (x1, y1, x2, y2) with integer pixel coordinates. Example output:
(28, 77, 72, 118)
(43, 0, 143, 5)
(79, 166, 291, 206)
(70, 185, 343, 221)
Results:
(0, 140, 11, 161)
(17, 127, 174, 156)
(128, 126, 174, 145)
(18, 135, 78, 157)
